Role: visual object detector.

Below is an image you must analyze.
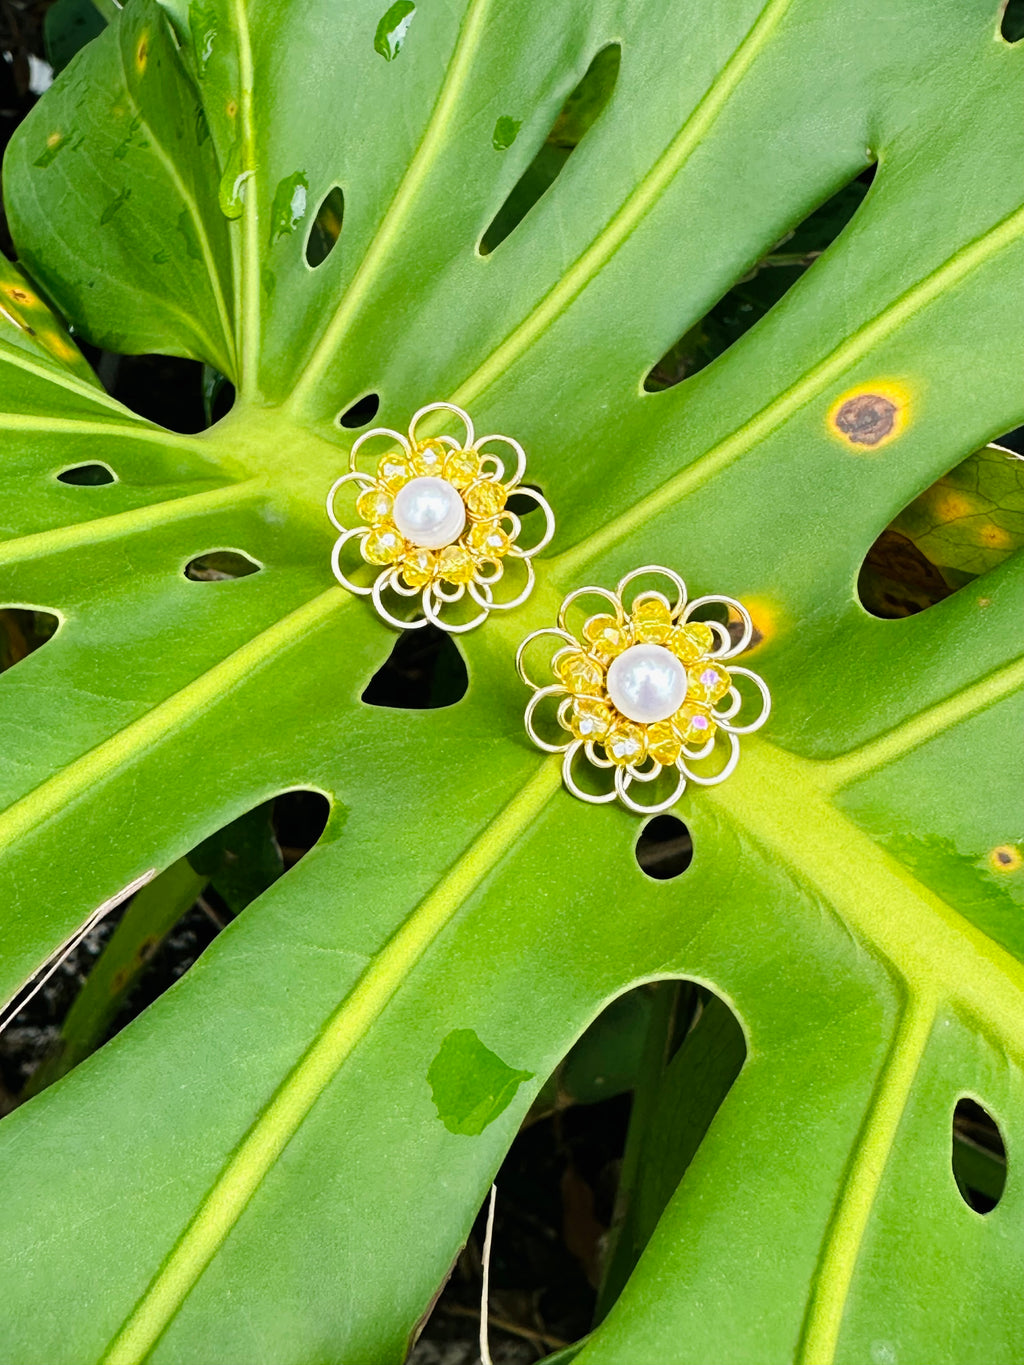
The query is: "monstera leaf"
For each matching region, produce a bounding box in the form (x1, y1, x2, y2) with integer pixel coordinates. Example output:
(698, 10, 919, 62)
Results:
(0, 1, 1022, 1362)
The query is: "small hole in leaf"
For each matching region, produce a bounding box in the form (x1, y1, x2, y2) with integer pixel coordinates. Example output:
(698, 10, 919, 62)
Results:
(0, 607, 59, 675)
(1002, 0, 1024, 42)
(480, 44, 620, 255)
(635, 815, 693, 879)
(952, 1097, 1006, 1213)
(306, 186, 345, 267)
(362, 625, 468, 709)
(644, 164, 876, 391)
(1, 791, 333, 1106)
(184, 550, 262, 581)
(858, 443, 1024, 618)
(57, 463, 116, 486)
(339, 392, 381, 428)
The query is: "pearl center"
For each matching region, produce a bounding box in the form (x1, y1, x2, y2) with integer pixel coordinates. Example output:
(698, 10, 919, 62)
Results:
(606, 643, 687, 724)
(392, 476, 466, 549)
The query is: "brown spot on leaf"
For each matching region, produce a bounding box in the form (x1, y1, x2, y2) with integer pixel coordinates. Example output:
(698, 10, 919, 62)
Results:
(989, 845, 1022, 873)
(834, 393, 897, 446)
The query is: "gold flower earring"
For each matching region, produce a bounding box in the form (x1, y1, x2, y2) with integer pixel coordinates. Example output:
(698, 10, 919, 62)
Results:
(327, 402, 554, 633)
(517, 566, 770, 814)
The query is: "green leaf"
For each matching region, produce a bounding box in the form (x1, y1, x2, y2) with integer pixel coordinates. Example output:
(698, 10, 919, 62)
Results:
(0, 1, 1022, 1363)
(44, 0, 107, 76)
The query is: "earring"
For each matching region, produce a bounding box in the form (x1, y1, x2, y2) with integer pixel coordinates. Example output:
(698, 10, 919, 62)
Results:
(517, 566, 770, 814)
(327, 402, 555, 633)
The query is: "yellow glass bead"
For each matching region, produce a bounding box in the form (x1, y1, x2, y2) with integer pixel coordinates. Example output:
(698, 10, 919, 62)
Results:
(363, 522, 405, 565)
(468, 520, 511, 558)
(554, 651, 605, 696)
(437, 544, 475, 584)
(673, 702, 717, 746)
(632, 596, 674, 644)
(687, 661, 731, 704)
(464, 478, 507, 519)
(646, 721, 682, 766)
(444, 448, 481, 489)
(401, 547, 437, 588)
(410, 440, 447, 477)
(583, 613, 629, 662)
(569, 697, 614, 743)
(356, 485, 393, 524)
(377, 452, 412, 489)
(667, 621, 715, 662)
(606, 721, 647, 766)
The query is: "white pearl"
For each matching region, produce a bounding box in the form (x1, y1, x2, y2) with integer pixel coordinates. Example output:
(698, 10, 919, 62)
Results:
(606, 643, 687, 724)
(392, 476, 466, 549)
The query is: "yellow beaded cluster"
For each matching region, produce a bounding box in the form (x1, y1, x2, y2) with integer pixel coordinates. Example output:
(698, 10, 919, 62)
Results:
(554, 596, 729, 767)
(358, 440, 514, 589)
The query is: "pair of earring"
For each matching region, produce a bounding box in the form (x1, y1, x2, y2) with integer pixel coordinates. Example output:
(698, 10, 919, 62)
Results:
(326, 402, 770, 816)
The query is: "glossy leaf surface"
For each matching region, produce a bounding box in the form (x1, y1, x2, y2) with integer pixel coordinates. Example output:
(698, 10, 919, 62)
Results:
(0, 2, 1022, 1362)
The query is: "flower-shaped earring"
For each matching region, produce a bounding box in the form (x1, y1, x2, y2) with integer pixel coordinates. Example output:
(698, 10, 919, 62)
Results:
(327, 402, 555, 633)
(517, 567, 770, 814)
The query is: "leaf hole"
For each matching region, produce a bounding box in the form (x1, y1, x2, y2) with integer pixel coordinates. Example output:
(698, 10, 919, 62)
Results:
(203, 367, 236, 425)
(0, 607, 59, 675)
(339, 392, 381, 428)
(184, 549, 262, 581)
(1, 790, 333, 1106)
(361, 624, 468, 709)
(56, 462, 116, 485)
(635, 815, 693, 879)
(644, 163, 877, 391)
(1001, 0, 1024, 41)
(479, 43, 620, 255)
(306, 185, 345, 267)
(952, 1097, 1006, 1213)
(857, 443, 1024, 618)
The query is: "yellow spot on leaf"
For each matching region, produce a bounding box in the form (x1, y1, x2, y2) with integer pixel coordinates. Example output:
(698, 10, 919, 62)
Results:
(827, 379, 911, 450)
(46, 131, 61, 148)
(738, 596, 780, 654)
(980, 524, 1011, 549)
(136, 33, 149, 72)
